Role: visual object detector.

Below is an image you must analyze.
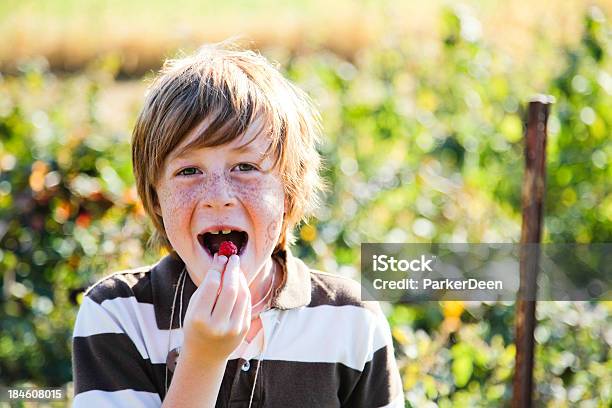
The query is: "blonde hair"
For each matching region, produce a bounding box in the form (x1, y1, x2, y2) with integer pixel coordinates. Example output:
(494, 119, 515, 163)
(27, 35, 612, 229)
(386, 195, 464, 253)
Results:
(131, 42, 325, 254)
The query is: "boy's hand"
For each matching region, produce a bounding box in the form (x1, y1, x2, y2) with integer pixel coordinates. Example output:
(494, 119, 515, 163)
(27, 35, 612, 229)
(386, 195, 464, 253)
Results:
(181, 254, 251, 364)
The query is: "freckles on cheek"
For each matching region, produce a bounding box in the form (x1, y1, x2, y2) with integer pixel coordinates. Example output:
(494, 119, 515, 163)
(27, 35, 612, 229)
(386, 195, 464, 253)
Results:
(235, 177, 284, 246)
(157, 186, 198, 231)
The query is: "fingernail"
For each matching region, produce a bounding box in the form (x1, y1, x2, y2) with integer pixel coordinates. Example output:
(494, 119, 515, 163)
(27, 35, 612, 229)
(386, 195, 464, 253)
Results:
(218, 255, 228, 264)
(230, 254, 240, 263)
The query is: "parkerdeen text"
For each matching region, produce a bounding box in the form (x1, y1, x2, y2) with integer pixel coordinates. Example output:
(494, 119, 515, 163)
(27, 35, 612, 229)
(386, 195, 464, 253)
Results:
(373, 278, 503, 291)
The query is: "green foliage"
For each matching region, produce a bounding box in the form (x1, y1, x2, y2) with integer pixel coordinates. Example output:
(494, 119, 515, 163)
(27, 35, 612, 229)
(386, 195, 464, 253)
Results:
(0, 5, 610, 406)
(546, 7, 612, 243)
(0, 67, 157, 386)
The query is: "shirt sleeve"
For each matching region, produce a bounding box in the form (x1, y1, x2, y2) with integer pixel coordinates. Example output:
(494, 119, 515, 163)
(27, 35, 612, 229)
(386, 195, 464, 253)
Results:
(72, 289, 162, 407)
(342, 301, 405, 408)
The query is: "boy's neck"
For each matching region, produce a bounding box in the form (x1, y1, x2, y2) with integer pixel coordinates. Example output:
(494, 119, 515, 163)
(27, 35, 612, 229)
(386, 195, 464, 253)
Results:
(249, 258, 280, 310)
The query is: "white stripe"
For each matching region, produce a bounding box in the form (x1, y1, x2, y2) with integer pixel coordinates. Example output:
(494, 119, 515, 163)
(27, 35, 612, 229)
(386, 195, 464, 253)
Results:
(73, 389, 161, 407)
(264, 304, 392, 370)
(73, 296, 124, 336)
(74, 297, 392, 369)
(73, 296, 183, 364)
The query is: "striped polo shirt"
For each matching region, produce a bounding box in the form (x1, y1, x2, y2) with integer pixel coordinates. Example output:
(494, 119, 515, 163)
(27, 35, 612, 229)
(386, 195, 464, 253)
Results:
(72, 248, 405, 407)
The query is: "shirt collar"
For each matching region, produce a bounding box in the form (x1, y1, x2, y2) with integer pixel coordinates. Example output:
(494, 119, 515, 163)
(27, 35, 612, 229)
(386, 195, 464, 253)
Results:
(150, 248, 311, 330)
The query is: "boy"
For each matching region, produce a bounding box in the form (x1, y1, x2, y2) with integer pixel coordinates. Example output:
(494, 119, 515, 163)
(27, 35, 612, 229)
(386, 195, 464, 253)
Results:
(72, 42, 404, 407)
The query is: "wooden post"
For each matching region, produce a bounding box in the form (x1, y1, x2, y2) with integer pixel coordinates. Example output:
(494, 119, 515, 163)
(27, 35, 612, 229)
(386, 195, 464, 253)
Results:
(512, 95, 553, 408)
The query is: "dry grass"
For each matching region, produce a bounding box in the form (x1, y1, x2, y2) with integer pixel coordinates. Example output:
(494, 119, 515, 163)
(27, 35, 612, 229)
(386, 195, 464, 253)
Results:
(0, 0, 610, 75)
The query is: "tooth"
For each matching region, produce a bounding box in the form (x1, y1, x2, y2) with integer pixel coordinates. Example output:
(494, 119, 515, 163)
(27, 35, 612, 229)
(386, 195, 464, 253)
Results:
(221, 229, 231, 234)
(209, 230, 220, 234)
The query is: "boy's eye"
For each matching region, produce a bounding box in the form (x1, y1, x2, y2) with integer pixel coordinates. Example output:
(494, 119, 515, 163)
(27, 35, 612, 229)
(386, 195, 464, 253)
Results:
(233, 163, 257, 172)
(177, 167, 201, 176)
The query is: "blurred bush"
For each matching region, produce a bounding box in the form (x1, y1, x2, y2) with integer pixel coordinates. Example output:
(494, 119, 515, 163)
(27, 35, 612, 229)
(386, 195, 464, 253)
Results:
(0, 5, 610, 407)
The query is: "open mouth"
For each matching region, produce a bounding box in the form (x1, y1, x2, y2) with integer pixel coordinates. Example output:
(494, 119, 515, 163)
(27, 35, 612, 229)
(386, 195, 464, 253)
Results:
(197, 230, 248, 257)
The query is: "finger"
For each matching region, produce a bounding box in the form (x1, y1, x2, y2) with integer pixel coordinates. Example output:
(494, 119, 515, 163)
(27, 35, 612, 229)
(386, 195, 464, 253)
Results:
(199, 254, 228, 314)
(240, 272, 252, 334)
(230, 283, 251, 339)
(227, 290, 249, 338)
(215, 253, 224, 293)
(230, 270, 251, 325)
(242, 284, 252, 336)
(211, 255, 229, 310)
(211, 255, 240, 322)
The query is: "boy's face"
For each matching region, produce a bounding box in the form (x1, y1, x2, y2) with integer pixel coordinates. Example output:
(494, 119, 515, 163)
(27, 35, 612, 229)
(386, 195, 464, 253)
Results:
(154, 117, 285, 286)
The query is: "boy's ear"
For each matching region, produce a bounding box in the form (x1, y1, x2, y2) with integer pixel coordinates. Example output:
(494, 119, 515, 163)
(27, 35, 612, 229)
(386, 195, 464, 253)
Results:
(151, 191, 162, 217)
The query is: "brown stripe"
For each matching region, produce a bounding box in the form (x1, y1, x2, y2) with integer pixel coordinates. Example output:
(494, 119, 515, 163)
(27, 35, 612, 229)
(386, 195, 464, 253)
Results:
(73, 333, 164, 396)
(340, 346, 401, 407)
(308, 271, 382, 316)
(255, 348, 398, 408)
(85, 271, 154, 305)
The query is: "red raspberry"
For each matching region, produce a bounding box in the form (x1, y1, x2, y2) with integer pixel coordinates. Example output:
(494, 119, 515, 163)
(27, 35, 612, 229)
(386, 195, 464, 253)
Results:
(218, 241, 238, 257)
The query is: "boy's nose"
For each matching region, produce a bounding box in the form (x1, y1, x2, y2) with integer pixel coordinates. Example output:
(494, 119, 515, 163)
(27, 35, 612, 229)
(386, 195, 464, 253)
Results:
(201, 174, 236, 209)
